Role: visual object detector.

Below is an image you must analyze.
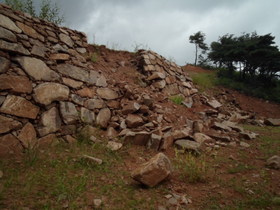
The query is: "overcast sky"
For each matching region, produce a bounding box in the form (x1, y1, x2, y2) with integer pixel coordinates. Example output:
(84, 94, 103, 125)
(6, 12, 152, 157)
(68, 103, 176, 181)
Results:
(3, 0, 280, 65)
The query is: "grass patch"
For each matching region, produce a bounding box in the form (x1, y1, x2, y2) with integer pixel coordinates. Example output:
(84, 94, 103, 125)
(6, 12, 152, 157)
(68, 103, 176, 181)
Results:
(90, 52, 99, 63)
(174, 151, 208, 183)
(228, 163, 256, 174)
(169, 95, 184, 105)
(190, 72, 217, 92)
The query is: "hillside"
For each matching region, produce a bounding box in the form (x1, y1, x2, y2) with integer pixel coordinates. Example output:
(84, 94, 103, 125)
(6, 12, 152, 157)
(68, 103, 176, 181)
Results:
(0, 3, 280, 209)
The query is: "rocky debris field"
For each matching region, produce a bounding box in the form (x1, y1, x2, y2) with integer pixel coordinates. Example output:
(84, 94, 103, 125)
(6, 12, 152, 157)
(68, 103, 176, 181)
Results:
(0, 3, 280, 209)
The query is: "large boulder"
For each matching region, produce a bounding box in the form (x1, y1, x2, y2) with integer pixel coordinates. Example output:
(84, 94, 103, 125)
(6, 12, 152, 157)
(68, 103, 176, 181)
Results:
(33, 83, 69, 105)
(131, 153, 172, 187)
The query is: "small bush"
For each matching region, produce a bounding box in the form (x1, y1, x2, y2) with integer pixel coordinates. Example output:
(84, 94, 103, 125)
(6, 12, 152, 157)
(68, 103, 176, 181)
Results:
(169, 95, 184, 105)
(91, 52, 99, 63)
(175, 151, 208, 183)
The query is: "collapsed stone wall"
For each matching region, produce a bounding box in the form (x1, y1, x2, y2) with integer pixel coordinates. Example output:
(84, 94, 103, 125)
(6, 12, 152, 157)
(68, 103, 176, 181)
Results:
(0, 4, 258, 158)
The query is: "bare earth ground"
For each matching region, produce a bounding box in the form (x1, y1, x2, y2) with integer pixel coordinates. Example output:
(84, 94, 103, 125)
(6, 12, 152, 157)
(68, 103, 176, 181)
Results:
(0, 47, 279, 209)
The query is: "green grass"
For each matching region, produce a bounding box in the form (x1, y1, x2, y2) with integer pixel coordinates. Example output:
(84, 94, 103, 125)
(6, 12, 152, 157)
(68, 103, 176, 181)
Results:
(174, 151, 208, 183)
(90, 52, 99, 63)
(190, 72, 217, 92)
(169, 95, 184, 105)
(227, 163, 256, 174)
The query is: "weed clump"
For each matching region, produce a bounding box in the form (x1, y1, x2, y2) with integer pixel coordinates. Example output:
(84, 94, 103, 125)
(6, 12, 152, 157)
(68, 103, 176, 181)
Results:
(169, 95, 184, 105)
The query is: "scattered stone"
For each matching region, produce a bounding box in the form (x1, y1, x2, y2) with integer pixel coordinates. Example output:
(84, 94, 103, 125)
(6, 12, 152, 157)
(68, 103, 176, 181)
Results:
(18, 122, 37, 149)
(0, 75, 32, 93)
(80, 107, 95, 124)
(31, 45, 47, 57)
(0, 14, 22, 33)
(193, 121, 204, 133)
(39, 107, 61, 136)
(147, 72, 166, 80)
(37, 134, 59, 148)
(107, 141, 123, 151)
(266, 155, 280, 170)
(125, 114, 144, 128)
(193, 133, 212, 144)
(0, 95, 39, 119)
(174, 140, 201, 154)
(60, 102, 79, 124)
(97, 88, 119, 100)
(124, 131, 151, 146)
(264, 118, 280, 126)
(131, 153, 172, 187)
(0, 115, 22, 134)
(147, 133, 162, 150)
(207, 99, 222, 109)
(0, 57, 10, 73)
(106, 127, 118, 138)
(240, 141, 250, 148)
(71, 94, 85, 106)
(212, 122, 232, 132)
(96, 108, 111, 128)
(96, 75, 108, 87)
(93, 199, 102, 208)
(122, 102, 141, 114)
(0, 40, 30, 55)
(63, 135, 77, 144)
(81, 155, 102, 165)
(172, 128, 192, 140)
(240, 131, 258, 140)
(209, 134, 231, 142)
(17, 57, 59, 81)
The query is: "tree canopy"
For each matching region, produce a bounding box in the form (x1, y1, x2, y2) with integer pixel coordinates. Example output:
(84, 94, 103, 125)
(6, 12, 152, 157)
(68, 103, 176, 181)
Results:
(4, 0, 64, 25)
(189, 31, 208, 66)
(208, 32, 280, 84)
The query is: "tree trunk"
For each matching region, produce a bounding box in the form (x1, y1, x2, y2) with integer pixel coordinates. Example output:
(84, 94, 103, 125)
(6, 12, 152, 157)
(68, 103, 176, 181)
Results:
(194, 44, 198, 66)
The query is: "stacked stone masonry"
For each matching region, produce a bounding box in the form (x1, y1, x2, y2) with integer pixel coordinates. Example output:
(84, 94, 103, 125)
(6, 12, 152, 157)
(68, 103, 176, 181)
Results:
(0, 4, 259, 158)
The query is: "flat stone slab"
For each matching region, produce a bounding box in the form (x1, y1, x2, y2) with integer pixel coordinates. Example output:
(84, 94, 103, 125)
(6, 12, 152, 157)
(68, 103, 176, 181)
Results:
(0, 115, 22, 134)
(264, 118, 280, 126)
(0, 95, 39, 119)
(0, 75, 32, 93)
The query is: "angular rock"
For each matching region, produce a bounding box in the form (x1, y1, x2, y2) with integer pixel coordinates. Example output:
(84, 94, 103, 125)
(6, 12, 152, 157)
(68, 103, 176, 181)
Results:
(49, 53, 70, 60)
(97, 88, 119, 100)
(212, 122, 232, 132)
(59, 33, 74, 47)
(86, 99, 105, 109)
(147, 72, 166, 80)
(193, 121, 204, 133)
(31, 45, 47, 57)
(126, 114, 144, 128)
(172, 128, 192, 140)
(57, 64, 89, 83)
(147, 133, 162, 150)
(122, 102, 141, 114)
(96, 75, 108, 87)
(76, 88, 95, 98)
(81, 155, 102, 165)
(39, 107, 61, 136)
(16, 22, 43, 41)
(240, 141, 250, 148)
(131, 153, 172, 187)
(153, 80, 166, 89)
(124, 131, 151, 146)
(18, 123, 37, 149)
(107, 141, 123, 151)
(174, 140, 201, 154)
(164, 84, 180, 96)
(193, 133, 212, 144)
(0, 75, 32, 93)
(62, 77, 83, 88)
(80, 107, 95, 124)
(0, 134, 23, 158)
(0, 26, 17, 42)
(60, 102, 79, 124)
(106, 127, 118, 138)
(207, 99, 222, 109)
(33, 83, 69, 105)
(0, 57, 10, 73)
(71, 94, 85, 106)
(264, 118, 280, 126)
(0, 14, 22, 33)
(209, 134, 231, 142)
(240, 131, 258, 140)
(0, 40, 30, 55)
(96, 108, 111, 128)
(37, 134, 59, 148)
(266, 155, 280, 170)
(17, 57, 59, 81)
(0, 115, 22, 134)
(63, 135, 77, 144)
(160, 133, 174, 150)
(0, 95, 39, 119)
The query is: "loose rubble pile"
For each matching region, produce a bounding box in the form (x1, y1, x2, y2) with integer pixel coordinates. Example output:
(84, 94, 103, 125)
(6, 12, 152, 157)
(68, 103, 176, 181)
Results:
(1, 3, 279, 168)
